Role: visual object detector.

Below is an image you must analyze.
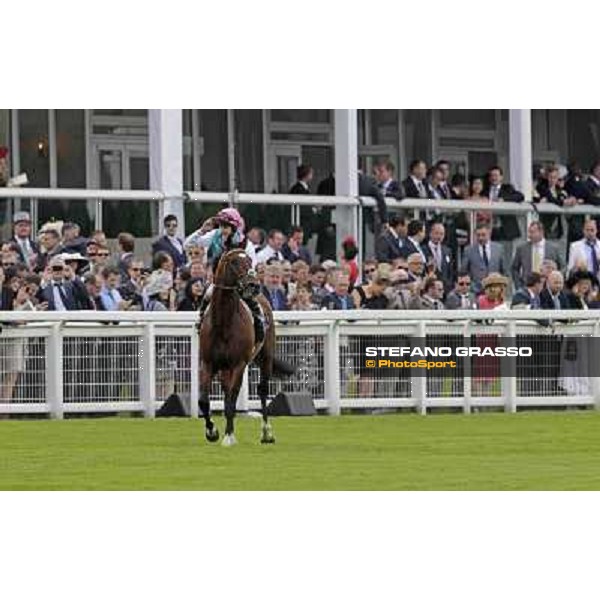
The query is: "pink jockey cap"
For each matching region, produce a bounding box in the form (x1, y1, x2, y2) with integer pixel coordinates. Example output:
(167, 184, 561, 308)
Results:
(216, 207, 245, 233)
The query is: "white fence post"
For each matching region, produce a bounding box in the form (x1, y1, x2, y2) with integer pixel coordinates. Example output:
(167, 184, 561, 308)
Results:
(189, 327, 200, 418)
(593, 321, 600, 410)
(324, 322, 341, 415)
(504, 321, 518, 413)
(463, 321, 472, 414)
(140, 323, 156, 418)
(414, 321, 427, 415)
(46, 324, 64, 419)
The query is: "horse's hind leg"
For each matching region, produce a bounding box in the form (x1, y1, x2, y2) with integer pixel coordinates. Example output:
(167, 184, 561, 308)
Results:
(200, 362, 219, 443)
(257, 361, 275, 444)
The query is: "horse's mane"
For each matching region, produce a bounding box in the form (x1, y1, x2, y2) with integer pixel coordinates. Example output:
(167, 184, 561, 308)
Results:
(210, 250, 245, 334)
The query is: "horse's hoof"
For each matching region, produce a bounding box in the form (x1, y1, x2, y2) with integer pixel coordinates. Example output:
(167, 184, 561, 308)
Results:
(260, 436, 276, 444)
(205, 427, 220, 443)
(222, 434, 237, 447)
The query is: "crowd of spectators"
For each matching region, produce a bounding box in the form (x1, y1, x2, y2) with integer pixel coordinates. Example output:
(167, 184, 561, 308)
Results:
(3, 155, 600, 318)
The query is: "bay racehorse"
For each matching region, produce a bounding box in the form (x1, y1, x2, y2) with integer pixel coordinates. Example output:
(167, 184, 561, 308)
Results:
(199, 248, 294, 446)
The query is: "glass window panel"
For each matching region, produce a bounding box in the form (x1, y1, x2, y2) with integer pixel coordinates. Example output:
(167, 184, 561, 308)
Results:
(18, 109, 50, 186)
(271, 110, 330, 123)
(198, 109, 228, 192)
(439, 110, 496, 129)
(56, 109, 86, 188)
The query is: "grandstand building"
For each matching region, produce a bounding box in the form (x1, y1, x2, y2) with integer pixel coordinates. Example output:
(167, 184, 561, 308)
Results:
(1, 109, 600, 245)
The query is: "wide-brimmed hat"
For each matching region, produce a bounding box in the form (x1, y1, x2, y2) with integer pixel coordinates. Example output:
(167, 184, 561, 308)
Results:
(373, 263, 392, 284)
(13, 211, 31, 224)
(48, 255, 66, 269)
(144, 269, 173, 297)
(59, 252, 89, 264)
(482, 273, 509, 288)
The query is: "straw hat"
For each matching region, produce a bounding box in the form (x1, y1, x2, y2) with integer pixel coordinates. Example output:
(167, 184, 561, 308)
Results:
(373, 263, 392, 284)
(482, 273, 509, 289)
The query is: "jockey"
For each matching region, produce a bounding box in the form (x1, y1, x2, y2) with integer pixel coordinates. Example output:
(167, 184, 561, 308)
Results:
(185, 207, 264, 343)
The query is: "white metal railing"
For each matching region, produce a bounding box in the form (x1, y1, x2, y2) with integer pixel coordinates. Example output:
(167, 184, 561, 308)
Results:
(1, 310, 599, 418)
(4, 187, 600, 253)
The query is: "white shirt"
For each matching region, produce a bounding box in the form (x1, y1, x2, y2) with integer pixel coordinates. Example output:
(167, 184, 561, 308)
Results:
(299, 180, 309, 191)
(531, 239, 545, 271)
(479, 242, 491, 262)
(166, 234, 183, 255)
(411, 176, 427, 197)
(256, 244, 283, 264)
(429, 241, 443, 269)
(408, 237, 426, 262)
(184, 228, 257, 267)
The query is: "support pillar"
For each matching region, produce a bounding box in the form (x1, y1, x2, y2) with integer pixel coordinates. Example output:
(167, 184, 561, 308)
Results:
(333, 109, 358, 256)
(149, 109, 185, 231)
(509, 109, 532, 201)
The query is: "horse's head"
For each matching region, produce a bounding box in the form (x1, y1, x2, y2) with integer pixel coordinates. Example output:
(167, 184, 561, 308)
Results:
(214, 249, 252, 290)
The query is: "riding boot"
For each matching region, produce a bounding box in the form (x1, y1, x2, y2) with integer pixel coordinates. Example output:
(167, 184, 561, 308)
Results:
(244, 296, 265, 343)
(197, 284, 214, 328)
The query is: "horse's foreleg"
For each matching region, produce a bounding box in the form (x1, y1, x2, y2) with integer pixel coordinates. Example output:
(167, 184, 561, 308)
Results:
(200, 362, 219, 443)
(221, 365, 246, 446)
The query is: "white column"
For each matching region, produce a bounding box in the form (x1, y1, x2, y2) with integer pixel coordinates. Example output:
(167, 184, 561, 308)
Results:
(149, 109, 185, 230)
(333, 109, 358, 254)
(509, 109, 532, 200)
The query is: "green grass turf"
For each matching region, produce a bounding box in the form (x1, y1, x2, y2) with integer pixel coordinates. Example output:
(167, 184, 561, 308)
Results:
(1, 411, 600, 490)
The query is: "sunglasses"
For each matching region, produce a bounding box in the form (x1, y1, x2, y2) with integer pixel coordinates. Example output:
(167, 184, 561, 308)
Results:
(364, 268, 376, 274)
(97, 253, 110, 258)
(458, 281, 470, 286)
(51, 266, 64, 272)
(2, 262, 15, 267)
(130, 267, 141, 272)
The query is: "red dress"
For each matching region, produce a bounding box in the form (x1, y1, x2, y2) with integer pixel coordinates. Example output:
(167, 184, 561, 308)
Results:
(341, 257, 359, 287)
(474, 295, 503, 385)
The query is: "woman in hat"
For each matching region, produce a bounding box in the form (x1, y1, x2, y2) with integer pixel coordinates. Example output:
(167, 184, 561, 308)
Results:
(143, 270, 175, 312)
(477, 272, 509, 310)
(473, 273, 509, 395)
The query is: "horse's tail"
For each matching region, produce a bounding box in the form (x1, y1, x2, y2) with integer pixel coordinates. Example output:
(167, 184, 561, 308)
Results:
(272, 357, 297, 378)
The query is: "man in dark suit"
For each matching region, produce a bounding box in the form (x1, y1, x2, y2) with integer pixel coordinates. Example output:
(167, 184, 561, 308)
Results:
(40, 256, 78, 311)
(151, 214, 186, 272)
(422, 221, 454, 292)
(116, 232, 136, 279)
(399, 220, 427, 261)
(539, 270, 568, 392)
(462, 223, 506, 293)
(483, 165, 525, 242)
(435, 160, 453, 199)
(282, 226, 312, 265)
(511, 272, 544, 308)
(375, 214, 406, 263)
(321, 273, 355, 310)
(359, 170, 388, 232)
(373, 159, 404, 200)
(402, 159, 429, 198)
(445, 273, 477, 309)
(36, 227, 65, 273)
(511, 221, 564, 289)
(11, 211, 39, 269)
(289, 164, 313, 195)
(261, 263, 288, 311)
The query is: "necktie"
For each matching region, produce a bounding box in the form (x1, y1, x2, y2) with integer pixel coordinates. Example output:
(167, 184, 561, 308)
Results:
(417, 181, 426, 198)
(587, 241, 599, 274)
(462, 295, 470, 309)
(481, 244, 489, 269)
(532, 244, 542, 273)
(433, 245, 441, 270)
(532, 295, 540, 309)
(55, 283, 68, 308)
(490, 186, 499, 201)
(553, 295, 560, 310)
